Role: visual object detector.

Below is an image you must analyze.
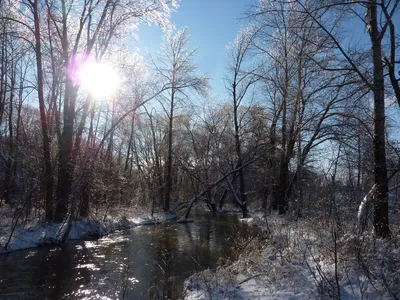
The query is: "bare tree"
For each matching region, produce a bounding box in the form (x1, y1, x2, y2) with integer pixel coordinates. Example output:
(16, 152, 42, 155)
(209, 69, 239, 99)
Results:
(44, 0, 178, 221)
(290, 0, 394, 237)
(244, 0, 374, 219)
(152, 28, 209, 212)
(225, 25, 260, 217)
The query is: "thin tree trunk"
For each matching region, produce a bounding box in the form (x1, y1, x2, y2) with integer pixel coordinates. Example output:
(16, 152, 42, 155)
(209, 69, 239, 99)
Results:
(148, 112, 164, 208)
(4, 62, 15, 203)
(33, 0, 53, 221)
(86, 102, 96, 149)
(277, 82, 288, 214)
(124, 114, 134, 173)
(233, 84, 248, 218)
(276, 46, 290, 214)
(164, 90, 175, 212)
(73, 95, 92, 162)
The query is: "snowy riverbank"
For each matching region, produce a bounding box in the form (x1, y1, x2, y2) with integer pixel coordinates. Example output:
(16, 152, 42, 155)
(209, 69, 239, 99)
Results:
(0, 207, 176, 253)
(183, 214, 400, 299)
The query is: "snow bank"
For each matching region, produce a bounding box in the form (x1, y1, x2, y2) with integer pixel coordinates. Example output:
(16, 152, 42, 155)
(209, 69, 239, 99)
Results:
(0, 210, 176, 253)
(183, 215, 400, 300)
(0, 217, 137, 253)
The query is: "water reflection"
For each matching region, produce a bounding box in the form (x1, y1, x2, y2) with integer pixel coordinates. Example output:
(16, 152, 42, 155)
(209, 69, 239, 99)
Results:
(0, 211, 252, 299)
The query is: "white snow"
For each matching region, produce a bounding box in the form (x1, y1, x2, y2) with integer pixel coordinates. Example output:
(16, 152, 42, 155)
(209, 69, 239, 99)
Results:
(183, 213, 400, 300)
(0, 206, 176, 253)
(0, 217, 137, 253)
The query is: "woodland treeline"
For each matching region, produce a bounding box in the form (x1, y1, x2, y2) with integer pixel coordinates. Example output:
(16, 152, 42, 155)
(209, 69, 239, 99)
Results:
(0, 0, 399, 237)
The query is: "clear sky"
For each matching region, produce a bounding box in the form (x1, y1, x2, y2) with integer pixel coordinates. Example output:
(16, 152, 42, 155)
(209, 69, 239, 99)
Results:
(134, 1, 400, 131)
(136, 0, 253, 100)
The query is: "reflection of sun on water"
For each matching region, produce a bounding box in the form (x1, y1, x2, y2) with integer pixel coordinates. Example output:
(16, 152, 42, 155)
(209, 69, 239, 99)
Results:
(77, 60, 120, 98)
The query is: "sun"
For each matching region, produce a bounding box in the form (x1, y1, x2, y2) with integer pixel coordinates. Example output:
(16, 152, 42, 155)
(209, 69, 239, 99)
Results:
(77, 60, 120, 98)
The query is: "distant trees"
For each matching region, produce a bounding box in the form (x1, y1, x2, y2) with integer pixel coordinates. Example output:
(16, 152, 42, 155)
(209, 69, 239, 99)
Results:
(237, 0, 398, 236)
(0, 0, 178, 221)
(0, 0, 398, 240)
(152, 28, 208, 212)
(0, 4, 35, 206)
(245, 0, 353, 216)
(49, 0, 178, 221)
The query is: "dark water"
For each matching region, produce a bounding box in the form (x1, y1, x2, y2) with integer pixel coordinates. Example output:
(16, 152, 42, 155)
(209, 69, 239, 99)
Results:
(0, 211, 253, 299)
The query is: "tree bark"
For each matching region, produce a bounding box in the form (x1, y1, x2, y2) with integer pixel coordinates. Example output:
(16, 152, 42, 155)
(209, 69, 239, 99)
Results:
(233, 85, 248, 218)
(164, 90, 175, 212)
(277, 53, 289, 214)
(4, 61, 15, 204)
(54, 76, 77, 222)
(33, 0, 53, 221)
(369, 1, 390, 237)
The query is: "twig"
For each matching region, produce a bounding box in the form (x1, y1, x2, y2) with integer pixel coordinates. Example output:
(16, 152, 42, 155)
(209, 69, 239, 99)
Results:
(238, 273, 269, 285)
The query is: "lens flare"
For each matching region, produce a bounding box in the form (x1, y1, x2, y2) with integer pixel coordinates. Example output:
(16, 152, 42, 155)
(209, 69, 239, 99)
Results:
(77, 61, 119, 98)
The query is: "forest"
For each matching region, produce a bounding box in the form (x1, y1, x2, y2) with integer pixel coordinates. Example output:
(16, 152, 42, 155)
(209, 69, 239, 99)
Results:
(0, 0, 400, 299)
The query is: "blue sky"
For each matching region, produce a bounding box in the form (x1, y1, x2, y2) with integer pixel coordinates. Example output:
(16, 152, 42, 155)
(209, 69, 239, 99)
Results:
(136, 0, 253, 100)
(134, 1, 400, 132)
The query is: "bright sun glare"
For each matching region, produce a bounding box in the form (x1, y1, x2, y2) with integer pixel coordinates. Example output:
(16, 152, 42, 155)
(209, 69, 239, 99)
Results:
(77, 61, 120, 98)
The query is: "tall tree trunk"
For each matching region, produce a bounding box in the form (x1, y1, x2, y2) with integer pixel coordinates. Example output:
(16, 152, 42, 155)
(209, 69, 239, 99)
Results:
(277, 160, 289, 214)
(265, 121, 277, 213)
(74, 95, 92, 217)
(14, 71, 23, 198)
(124, 114, 135, 173)
(86, 102, 96, 149)
(277, 58, 289, 214)
(55, 78, 76, 222)
(54, 0, 79, 222)
(233, 85, 248, 218)
(74, 97, 92, 218)
(164, 90, 175, 212)
(0, 25, 6, 135)
(148, 112, 164, 208)
(73, 96, 91, 162)
(4, 63, 15, 203)
(79, 103, 97, 218)
(33, 0, 53, 221)
(369, 2, 390, 237)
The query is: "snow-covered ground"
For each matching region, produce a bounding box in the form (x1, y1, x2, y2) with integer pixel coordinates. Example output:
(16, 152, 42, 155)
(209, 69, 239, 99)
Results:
(183, 214, 400, 300)
(0, 205, 176, 253)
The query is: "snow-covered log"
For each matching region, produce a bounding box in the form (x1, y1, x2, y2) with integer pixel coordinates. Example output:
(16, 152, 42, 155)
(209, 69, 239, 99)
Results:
(357, 184, 376, 233)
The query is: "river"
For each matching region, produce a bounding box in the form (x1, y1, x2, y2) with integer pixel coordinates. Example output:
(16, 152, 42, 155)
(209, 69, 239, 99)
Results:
(0, 211, 253, 299)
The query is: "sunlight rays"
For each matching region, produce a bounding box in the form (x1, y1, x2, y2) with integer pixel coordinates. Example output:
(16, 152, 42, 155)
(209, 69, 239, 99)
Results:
(77, 60, 120, 98)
